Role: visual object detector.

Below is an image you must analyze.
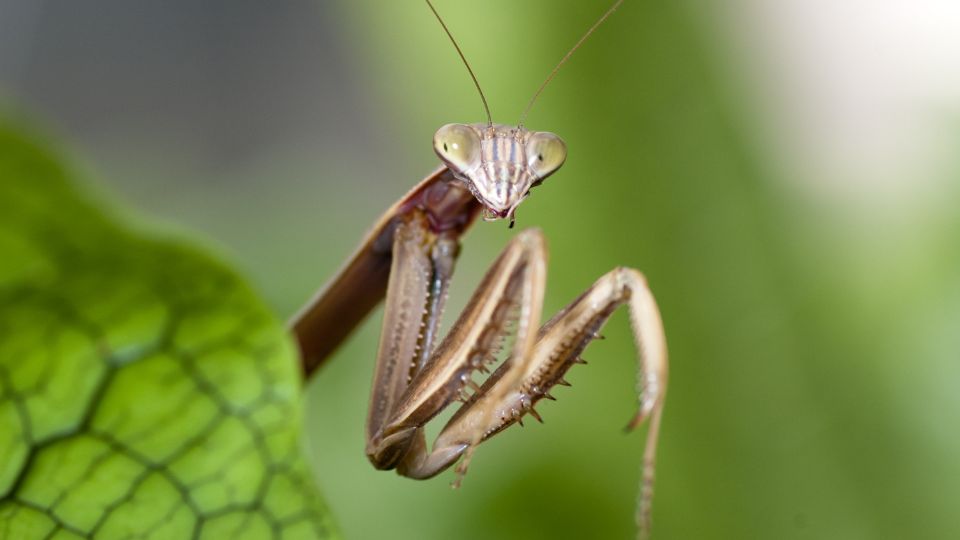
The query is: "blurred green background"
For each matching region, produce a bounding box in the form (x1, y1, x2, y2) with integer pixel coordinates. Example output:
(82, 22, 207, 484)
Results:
(2, 1, 958, 538)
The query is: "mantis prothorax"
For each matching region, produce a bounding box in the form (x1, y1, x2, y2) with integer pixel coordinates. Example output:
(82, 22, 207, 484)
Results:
(291, 1, 668, 537)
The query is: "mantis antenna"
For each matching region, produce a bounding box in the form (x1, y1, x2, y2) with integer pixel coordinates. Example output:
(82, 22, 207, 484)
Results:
(518, 0, 626, 127)
(425, 0, 494, 127)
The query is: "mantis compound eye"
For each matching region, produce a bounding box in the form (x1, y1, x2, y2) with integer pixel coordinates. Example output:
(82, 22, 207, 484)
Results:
(434, 123, 482, 174)
(526, 131, 567, 179)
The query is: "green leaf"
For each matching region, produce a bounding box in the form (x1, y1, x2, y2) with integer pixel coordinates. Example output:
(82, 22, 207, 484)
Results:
(0, 120, 338, 539)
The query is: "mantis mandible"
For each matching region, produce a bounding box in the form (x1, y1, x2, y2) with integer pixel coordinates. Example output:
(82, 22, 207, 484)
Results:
(291, 0, 668, 537)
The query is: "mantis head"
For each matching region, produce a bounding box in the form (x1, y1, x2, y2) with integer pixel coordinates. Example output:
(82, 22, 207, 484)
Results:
(425, 0, 620, 225)
(434, 122, 566, 223)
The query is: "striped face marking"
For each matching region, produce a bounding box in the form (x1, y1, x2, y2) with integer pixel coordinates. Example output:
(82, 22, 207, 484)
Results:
(434, 123, 566, 222)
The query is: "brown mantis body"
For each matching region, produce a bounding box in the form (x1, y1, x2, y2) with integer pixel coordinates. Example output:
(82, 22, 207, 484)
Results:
(292, 1, 668, 538)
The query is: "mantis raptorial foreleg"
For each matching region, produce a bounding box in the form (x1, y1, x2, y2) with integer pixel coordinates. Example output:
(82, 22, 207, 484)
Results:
(293, 169, 668, 535)
(353, 201, 667, 534)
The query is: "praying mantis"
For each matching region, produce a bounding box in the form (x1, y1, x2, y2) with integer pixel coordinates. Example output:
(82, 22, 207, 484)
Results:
(291, 0, 668, 537)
